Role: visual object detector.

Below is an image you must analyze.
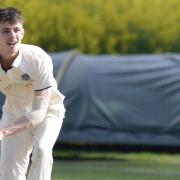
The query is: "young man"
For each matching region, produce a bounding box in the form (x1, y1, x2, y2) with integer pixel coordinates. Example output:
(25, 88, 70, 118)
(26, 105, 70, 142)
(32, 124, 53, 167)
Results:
(0, 7, 65, 180)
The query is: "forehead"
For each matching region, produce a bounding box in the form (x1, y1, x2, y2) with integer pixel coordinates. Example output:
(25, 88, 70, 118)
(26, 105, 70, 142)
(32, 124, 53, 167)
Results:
(0, 21, 23, 29)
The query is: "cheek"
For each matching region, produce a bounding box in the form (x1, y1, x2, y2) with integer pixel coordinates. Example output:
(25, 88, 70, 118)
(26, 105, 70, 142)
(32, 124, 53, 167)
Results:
(0, 38, 6, 47)
(18, 33, 24, 41)
(0, 35, 6, 42)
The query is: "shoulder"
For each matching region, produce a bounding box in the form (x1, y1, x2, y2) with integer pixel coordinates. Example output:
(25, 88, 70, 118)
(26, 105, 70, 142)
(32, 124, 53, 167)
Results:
(20, 44, 50, 57)
(20, 44, 52, 65)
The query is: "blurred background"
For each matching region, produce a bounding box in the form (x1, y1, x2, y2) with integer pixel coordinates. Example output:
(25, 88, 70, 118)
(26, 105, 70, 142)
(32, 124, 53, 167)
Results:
(1, 0, 179, 147)
(1, 0, 180, 151)
(1, 0, 180, 179)
(1, 0, 180, 55)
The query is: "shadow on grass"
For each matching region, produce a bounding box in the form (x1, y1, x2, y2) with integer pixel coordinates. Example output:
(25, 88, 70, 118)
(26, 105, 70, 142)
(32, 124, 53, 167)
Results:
(53, 142, 180, 162)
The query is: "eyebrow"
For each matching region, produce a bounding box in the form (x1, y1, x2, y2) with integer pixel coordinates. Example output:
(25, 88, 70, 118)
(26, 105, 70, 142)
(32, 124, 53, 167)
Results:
(0, 27, 22, 30)
(0, 27, 9, 30)
(0, 27, 11, 31)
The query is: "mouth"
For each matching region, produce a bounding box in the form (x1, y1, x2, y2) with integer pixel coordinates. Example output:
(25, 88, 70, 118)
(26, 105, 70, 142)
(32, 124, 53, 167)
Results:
(7, 42, 17, 46)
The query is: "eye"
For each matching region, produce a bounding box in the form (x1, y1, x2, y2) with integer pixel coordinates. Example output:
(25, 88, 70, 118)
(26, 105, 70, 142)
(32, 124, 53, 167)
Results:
(1, 29, 10, 34)
(14, 28, 21, 33)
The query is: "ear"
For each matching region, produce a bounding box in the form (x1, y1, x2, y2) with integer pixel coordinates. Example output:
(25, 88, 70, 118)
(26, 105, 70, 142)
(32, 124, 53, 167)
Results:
(21, 28, 25, 38)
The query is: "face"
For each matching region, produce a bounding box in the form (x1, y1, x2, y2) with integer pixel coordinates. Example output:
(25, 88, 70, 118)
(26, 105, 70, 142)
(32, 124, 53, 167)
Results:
(0, 21, 24, 61)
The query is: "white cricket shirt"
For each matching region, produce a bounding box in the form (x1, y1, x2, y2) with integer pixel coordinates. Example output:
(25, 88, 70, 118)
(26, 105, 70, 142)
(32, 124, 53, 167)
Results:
(0, 44, 65, 122)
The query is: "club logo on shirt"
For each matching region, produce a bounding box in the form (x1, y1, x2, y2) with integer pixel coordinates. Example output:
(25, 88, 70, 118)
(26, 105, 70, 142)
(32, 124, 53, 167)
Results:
(21, 73, 30, 81)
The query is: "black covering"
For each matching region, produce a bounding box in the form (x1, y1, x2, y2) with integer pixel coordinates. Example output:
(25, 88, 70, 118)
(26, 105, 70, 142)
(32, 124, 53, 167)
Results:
(1, 52, 180, 146)
(51, 52, 180, 146)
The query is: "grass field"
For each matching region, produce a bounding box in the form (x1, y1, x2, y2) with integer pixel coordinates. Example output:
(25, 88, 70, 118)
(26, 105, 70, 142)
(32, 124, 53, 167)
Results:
(51, 150, 180, 180)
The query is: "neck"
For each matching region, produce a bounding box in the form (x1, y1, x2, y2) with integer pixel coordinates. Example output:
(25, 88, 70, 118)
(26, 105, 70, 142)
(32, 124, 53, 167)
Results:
(0, 52, 18, 71)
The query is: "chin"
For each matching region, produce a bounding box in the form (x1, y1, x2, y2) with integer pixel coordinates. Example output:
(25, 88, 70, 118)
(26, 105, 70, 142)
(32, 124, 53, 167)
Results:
(9, 46, 19, 53)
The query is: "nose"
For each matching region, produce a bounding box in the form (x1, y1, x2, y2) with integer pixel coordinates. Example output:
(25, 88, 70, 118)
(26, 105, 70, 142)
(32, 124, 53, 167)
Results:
(9, 30, 16, 37)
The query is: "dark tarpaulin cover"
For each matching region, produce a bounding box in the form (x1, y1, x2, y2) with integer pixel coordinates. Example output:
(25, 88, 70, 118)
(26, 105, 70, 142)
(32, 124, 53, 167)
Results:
(52, 52, 180, 146)
(1, 52, 180, 146)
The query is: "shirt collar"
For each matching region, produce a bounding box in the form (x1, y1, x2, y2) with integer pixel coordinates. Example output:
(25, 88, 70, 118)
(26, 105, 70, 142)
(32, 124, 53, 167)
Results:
(11, 50, 22, 68)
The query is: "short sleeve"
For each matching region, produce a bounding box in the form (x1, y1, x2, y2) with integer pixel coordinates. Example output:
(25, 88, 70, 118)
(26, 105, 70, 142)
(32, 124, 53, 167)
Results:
(33, 52, 55, 91)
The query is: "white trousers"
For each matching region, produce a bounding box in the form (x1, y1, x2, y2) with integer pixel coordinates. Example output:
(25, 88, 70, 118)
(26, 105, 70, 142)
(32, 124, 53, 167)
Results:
(0, 110, 64, 180)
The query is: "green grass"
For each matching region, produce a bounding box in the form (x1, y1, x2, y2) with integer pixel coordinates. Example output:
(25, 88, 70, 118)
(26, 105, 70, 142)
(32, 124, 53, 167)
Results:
(51, 150, 180, 180)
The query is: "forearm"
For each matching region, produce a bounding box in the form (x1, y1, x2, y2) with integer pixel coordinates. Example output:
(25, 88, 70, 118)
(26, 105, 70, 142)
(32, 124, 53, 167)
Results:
(0, 116, 32, 138)
(0, 89, 50, 140)
(25, 89, 51, 126)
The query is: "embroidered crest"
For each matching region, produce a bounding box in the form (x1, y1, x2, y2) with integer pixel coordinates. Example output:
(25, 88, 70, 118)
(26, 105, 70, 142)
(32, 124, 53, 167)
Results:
(21, 73, 30, 81)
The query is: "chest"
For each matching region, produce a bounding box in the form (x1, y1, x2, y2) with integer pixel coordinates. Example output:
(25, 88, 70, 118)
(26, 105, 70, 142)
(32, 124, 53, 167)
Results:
(0, 67, 34, 96)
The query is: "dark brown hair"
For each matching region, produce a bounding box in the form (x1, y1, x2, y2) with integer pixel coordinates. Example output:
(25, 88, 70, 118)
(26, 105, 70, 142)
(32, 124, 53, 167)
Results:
(0, 7, 24, 24)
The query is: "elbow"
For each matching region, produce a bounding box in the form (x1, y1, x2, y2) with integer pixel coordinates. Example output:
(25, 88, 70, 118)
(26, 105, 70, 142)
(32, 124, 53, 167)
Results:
(25, 109, 47, 127)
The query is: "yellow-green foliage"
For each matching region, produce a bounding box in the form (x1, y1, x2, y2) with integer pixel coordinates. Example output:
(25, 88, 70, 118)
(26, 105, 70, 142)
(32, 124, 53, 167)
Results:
(1, 0, 180, 54)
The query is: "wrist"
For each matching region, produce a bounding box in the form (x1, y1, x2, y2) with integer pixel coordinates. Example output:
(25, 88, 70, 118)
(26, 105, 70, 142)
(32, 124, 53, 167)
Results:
(2, 128, 9, 137)
(0, 128, 6, 140)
